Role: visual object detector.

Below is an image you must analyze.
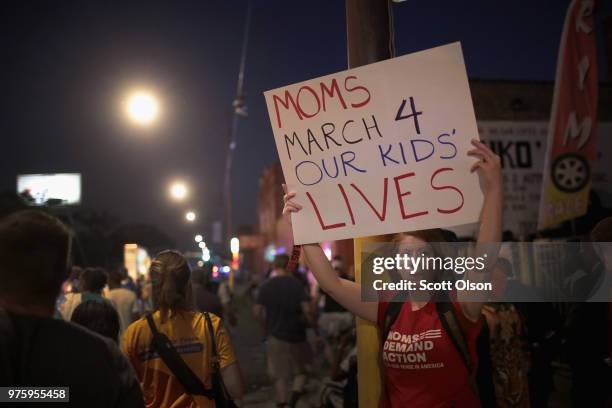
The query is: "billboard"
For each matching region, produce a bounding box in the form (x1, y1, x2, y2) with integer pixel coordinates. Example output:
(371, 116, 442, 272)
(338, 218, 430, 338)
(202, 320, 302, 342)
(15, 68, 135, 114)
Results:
(17, 173, 82, 206)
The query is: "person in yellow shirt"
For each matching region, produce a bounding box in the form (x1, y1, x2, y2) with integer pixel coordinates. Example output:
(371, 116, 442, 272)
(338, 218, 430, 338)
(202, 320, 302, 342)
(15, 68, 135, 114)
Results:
(122, 250, 244, 407)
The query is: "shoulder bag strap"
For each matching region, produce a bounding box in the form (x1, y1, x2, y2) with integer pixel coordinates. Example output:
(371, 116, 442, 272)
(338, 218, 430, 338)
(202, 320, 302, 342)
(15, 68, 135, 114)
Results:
(203, 313, 219, 365)
(203, 313, 237, 408)
(145, 314, 214, 399)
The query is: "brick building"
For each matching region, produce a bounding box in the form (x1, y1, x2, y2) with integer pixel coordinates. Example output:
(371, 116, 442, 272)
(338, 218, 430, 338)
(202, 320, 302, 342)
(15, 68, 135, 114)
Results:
(254, 161, 355, 276)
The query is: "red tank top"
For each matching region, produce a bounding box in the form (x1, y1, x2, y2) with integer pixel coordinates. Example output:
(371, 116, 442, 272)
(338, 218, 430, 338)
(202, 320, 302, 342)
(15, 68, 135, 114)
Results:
(377, 299, 481, 408)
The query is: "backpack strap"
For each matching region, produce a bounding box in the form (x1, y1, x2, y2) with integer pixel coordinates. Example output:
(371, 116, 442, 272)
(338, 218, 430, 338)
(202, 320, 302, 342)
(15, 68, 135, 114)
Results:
(435, 292, 479, 399)
(380, 290, 411, 344)
(381, 300, 404, 344)
(378, 299, 404, 408)
(145, 314, 214, 399)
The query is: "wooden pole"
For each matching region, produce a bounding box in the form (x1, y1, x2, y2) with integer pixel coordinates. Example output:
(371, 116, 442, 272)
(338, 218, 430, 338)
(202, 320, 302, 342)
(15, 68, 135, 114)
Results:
(345, 1, 395, 406)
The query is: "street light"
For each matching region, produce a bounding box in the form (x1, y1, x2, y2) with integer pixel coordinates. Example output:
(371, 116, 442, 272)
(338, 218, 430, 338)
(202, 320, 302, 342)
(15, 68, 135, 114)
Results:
(125, 90, 159, 126)
(169, 181, 188, 201)
(202, 247, 211, 262)
(230, 237, 239, 254)
(185, 211, 196, 222)
(229, 237, 240, 289)
(195, 234, 203, 243)
(198, 241, 206, 249)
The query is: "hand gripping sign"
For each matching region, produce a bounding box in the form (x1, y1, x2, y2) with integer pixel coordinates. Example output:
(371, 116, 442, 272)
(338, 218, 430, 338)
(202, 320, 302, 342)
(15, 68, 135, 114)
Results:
(265, 42, 483, 245)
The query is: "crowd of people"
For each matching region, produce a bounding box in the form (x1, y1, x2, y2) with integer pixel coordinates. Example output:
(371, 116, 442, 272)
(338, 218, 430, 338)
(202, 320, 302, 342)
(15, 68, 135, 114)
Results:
(0, 136, 609, 408)
(0, 210, 245, 407)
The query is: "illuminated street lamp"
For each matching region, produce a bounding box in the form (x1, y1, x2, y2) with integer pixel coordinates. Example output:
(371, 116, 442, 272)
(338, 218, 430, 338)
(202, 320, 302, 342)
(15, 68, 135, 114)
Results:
(230, 237, 239, 254)
(202, 247, 211, 262)
(169, 181, 188, 201)
(198, 241, 206, 249)
(125, 90, 160, 126)
(195, 234, 203, 243)
(185, 211, 196, 222)
(230, 237, 240, 289)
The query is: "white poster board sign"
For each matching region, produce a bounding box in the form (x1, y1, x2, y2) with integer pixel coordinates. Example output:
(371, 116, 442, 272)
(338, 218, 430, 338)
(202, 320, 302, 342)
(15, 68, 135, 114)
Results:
(264, 42, 484, 244)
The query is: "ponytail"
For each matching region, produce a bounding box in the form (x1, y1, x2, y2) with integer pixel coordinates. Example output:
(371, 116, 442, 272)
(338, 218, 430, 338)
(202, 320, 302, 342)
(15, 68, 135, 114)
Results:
(150, 250, 192, 322)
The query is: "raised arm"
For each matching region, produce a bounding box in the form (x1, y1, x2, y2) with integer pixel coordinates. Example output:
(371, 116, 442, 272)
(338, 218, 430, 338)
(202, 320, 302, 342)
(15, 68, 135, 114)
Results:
(283, 185, 378, 323)
(471, 139, 503, 246)
(461, 139, 503, 320)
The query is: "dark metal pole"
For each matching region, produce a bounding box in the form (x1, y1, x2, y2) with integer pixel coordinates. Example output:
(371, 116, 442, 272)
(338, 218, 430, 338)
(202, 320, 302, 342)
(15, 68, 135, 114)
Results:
(223, 0, 252, 245)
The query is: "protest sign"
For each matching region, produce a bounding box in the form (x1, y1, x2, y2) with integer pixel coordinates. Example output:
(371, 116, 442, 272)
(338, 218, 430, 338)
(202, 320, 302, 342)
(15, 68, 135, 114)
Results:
(264, 42, 483, 244)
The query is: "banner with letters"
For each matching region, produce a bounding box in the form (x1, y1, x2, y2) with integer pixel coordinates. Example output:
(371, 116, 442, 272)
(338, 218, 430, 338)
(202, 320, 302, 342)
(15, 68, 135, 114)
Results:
(538, 0, 599, 230)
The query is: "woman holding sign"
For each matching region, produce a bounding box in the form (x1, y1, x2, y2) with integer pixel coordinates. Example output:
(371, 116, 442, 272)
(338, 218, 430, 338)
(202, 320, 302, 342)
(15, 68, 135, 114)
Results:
(283, 139, 502, 408)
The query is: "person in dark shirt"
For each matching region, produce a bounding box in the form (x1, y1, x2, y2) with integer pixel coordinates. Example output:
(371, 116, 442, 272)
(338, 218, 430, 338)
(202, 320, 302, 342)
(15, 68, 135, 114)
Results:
(71, 299, 121, 343)
(191, 265, 224, 318)
(254, 254, 318, 408)
(0, 210, 144, 407)
(62, 267, 111, 320)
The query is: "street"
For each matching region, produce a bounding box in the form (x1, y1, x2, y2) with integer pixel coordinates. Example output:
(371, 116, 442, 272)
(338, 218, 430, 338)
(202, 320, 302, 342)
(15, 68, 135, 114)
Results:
(231, 284, 327, 408)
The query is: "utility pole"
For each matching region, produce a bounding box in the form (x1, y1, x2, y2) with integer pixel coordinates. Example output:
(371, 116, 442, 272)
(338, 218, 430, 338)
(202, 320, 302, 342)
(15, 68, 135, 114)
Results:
(223, 0, 252, 245)
(345, 1, 395, 406)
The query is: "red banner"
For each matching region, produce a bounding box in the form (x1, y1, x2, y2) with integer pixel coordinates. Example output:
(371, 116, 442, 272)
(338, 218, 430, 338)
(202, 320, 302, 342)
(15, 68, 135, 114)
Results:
(538, 0, 599, 229)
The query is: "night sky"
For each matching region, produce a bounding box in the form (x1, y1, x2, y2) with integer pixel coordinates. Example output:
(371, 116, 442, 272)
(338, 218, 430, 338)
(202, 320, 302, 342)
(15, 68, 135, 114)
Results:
(1, 0, 610, 250)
